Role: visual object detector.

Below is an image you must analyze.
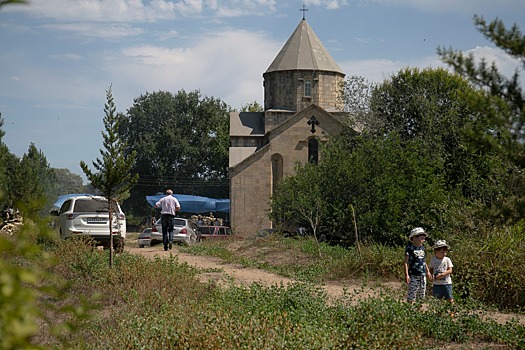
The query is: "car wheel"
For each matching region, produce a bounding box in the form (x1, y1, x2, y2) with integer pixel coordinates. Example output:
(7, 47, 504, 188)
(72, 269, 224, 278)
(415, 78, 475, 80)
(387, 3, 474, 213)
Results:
(139, 244, 144, 248)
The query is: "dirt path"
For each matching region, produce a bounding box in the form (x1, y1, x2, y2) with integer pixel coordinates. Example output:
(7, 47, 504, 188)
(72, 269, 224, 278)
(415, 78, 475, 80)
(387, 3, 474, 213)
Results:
(125, 240, 524, 326)
(126, 242, 400, 302)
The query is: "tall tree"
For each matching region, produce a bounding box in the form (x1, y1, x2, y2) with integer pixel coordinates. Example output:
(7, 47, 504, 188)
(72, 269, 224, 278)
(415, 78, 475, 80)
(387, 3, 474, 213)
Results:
(51, 168, 85, 195)
(9, 143, 56, 213)
(80, 86, 138, 266)
(118, 90, 230, 217)
(339, 75, 377, 130)
(438, 16, 525, 221)
(438, 15, 525, 167)
(271, 68, 520, 244)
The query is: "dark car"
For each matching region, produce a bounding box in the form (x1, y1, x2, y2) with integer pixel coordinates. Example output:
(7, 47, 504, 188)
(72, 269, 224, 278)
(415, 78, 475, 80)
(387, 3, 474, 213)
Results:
(196, 225, 233, 242)
(137, 228, 152, 248)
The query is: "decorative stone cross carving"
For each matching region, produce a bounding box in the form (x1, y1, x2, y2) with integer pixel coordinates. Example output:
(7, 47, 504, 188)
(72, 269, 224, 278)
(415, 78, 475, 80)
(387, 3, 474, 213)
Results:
(307, 115, 319, 133)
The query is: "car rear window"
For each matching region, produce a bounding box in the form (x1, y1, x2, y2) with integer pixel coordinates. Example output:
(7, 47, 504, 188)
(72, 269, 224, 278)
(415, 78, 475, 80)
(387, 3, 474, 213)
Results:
(173, 219, 187, 227)
(73, 199, 109, 213)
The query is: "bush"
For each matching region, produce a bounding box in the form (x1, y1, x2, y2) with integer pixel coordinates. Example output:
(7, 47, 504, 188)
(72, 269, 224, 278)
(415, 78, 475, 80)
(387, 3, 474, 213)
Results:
(449, 224, 525, 309)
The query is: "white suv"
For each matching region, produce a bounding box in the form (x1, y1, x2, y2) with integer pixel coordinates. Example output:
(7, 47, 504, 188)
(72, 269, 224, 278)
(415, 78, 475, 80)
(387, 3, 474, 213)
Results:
(51, 195, 126, 251)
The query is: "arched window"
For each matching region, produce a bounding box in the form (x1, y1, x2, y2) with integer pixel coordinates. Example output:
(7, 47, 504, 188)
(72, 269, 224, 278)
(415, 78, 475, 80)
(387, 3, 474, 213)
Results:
(308, 138, 318, 164)
(304, 80, 311, 97)
(271, 153, 283, 193)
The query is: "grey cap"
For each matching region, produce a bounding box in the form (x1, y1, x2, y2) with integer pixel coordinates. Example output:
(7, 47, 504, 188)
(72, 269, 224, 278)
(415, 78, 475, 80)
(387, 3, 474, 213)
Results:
(433, 240, 450, 250)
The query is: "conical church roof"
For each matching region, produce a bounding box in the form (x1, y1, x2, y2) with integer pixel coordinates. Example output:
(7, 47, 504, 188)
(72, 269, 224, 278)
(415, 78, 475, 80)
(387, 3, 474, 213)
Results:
(265, 19, 343, 74)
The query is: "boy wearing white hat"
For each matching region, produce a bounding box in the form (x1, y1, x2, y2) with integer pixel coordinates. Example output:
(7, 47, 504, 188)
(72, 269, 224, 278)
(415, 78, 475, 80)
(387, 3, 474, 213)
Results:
(404, 227, 433, 302)
(429, 240, 454, 302)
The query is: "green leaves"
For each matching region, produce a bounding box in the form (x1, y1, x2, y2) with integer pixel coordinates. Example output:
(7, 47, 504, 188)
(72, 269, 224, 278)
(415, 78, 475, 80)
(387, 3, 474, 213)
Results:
(118, 89, 230, 215)
(271, 67, 521, 244)
(438, 16, 525, 169)
(80, 86, 138, 199)
(80, 86, 139, 265)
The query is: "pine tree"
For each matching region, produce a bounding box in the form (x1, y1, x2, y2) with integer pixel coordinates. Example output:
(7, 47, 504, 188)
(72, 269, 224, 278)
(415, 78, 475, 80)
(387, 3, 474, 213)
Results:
(80, 86, 138, 266)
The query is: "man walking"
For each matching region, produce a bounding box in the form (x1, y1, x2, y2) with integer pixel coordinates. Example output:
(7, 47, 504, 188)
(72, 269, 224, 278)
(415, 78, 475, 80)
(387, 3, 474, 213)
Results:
(155, 189, 181, 251)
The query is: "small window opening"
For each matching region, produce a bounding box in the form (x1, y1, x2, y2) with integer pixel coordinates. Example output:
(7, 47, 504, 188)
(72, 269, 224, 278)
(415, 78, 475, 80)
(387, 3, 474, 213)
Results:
(304, 80, 311, 97)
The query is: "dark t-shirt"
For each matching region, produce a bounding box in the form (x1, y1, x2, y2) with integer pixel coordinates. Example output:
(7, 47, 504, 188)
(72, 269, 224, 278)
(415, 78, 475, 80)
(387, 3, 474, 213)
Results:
(405, 244, 426, 276)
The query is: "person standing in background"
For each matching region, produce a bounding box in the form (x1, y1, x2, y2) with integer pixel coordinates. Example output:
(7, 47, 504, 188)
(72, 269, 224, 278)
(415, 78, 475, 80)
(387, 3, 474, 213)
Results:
(155, 189, 181, 251)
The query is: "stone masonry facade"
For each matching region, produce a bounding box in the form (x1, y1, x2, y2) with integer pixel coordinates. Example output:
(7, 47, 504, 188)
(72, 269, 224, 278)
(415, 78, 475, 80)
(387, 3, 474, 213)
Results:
(263, 70, 345, 112)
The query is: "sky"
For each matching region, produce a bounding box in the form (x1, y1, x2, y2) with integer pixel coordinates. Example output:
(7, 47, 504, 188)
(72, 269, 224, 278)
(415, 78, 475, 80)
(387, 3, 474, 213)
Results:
(1, 0, 524, 182)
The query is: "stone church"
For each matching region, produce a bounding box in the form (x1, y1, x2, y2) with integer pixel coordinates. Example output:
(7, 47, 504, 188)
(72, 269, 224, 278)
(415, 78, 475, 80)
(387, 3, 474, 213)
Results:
(229, 19, 346, 236)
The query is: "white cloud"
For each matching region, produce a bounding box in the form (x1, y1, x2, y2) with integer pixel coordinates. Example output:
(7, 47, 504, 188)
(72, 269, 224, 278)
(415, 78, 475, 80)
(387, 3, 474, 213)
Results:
(13, 0, 278, 22)
(305, 0, 348, 10)
(48, 53, 83, 61)
(467, 46, 524, 83)
(155, 30, 182, 41)
(172, 0, 204, 16)
(359, 0, 524, 16)
(339, 45, 523, 87)
(41, 22, 145, 39)
(105, 29, 280, 110)
(339, 58, 413, 83)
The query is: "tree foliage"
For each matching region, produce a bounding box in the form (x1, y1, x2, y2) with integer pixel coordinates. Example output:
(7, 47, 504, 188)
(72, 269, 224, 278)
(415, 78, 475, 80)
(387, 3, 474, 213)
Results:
(51, 168, 85, 194)
(438, 15, 525, 221)
(339, 75, 378, 131)
(118, 90, 230, 217)
(80, 86, 138, 266)
(0, 0, 27, 8)
(271, 68, 522, 245)
(240, 100, 264, 112)
(438, 15, 525, 167)
(13, 144, 54, 206)
(0, 139, 59, 214)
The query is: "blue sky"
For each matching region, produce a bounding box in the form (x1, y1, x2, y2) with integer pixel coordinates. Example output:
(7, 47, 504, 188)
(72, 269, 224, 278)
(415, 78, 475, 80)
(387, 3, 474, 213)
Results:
(1, 0, 524, 181)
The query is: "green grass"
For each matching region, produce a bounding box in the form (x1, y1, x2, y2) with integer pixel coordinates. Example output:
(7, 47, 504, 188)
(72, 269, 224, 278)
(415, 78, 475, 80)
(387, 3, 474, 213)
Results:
(3, 221, 525, 349)
(39, 240, 525, 349)
(184, 236, 404, 283)
(185, 231, 525, 311)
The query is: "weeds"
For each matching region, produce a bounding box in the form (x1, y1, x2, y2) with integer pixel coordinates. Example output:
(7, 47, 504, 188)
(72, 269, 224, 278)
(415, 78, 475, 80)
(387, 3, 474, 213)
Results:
(4, 220, 524, 348)
(187, 227, 525, 312)
(33, 238, 523, 349)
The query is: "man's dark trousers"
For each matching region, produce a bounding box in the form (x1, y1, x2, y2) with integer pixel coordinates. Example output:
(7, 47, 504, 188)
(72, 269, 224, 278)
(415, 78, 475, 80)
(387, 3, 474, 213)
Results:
(161, 213, 175, 250)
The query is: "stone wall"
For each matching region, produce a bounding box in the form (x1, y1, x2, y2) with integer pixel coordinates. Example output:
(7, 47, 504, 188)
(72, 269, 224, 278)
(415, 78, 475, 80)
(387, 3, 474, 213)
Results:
(229, 105, 343, 237)
(263, 70, 344, 112)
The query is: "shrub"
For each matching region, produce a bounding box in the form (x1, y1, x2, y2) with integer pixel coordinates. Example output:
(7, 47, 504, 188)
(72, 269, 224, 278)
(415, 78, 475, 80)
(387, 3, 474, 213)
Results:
(450, 224, 525, 309)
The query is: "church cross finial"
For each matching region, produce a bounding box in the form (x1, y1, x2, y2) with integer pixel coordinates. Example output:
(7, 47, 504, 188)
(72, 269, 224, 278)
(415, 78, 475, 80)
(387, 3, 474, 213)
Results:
(300, 4, 308, 20)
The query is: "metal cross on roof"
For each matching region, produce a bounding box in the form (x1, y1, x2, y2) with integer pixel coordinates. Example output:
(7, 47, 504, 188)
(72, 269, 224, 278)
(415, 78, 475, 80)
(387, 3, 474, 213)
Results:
(307, 115, 319, 133)
(300, 4, 308, 20)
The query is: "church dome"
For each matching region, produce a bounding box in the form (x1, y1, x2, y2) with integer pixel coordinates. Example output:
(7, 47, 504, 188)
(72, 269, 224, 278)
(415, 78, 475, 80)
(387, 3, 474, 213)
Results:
(265, 19, 343, 74)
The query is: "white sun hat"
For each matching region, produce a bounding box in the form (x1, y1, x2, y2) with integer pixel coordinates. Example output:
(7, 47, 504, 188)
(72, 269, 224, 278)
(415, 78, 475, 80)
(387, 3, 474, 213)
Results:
(409, 227, 427, 239)
(433, 240, 450, 250)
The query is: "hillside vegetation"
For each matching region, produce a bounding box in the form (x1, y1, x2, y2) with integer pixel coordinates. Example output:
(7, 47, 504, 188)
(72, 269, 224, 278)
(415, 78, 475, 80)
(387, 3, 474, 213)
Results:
(1, 222, 524, 349)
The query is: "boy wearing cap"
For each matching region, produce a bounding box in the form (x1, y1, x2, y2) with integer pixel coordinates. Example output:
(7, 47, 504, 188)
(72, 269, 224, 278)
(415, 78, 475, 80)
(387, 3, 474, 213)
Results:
(404, 227, 433, 302)
(429, 240, 454, 302)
